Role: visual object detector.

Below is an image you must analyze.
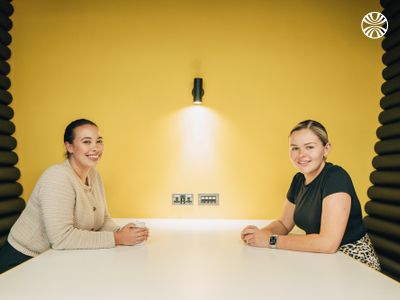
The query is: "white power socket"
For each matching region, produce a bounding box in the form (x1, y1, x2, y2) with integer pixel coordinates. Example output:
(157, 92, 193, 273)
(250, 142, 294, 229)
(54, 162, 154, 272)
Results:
(172, 193, 194, 205)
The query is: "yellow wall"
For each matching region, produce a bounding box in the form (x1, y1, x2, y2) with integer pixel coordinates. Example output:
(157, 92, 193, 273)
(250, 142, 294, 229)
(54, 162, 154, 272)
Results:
(9, 0, 383, 219)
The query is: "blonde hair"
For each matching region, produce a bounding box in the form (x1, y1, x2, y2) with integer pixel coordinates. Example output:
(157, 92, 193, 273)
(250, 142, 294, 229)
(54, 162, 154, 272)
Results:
(290, 120, 329, 146)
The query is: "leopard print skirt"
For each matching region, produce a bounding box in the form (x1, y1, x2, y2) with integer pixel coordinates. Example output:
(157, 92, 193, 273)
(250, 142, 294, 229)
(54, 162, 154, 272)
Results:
(339, 234, 381, 271)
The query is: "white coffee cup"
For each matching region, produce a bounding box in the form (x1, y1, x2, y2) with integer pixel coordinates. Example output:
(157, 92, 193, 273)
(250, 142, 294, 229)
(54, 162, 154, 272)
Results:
(133, 221, 146, 245)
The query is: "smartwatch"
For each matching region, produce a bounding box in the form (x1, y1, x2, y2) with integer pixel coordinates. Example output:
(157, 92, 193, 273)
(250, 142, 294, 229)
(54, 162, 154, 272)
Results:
(269, 234, 278, 248)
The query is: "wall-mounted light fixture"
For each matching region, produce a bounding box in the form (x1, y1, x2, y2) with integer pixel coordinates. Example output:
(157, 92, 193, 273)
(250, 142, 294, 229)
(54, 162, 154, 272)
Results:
(192, 77, 204, 104)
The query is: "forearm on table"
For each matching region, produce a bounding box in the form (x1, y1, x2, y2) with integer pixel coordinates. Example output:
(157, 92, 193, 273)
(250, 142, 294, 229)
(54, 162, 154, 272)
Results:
(262, 220, 290, 235)
(276, 233, 339, 254)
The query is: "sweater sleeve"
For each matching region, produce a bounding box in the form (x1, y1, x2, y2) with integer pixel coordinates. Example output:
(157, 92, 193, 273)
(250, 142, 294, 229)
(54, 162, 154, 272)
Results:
(39, 166, 116, 250)
(96, 172, 120, 232)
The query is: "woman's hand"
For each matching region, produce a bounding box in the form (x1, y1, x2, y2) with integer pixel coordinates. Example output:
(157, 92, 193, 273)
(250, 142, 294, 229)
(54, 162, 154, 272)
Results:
(241, 225, 271, 248)
(114, 224, 149, 246)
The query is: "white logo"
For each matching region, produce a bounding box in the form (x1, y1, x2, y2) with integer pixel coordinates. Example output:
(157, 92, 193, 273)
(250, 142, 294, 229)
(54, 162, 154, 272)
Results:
(361, 12, 388, 39)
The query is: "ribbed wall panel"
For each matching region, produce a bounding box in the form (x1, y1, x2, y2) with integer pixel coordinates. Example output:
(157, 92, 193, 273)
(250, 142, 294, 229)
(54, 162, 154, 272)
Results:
(0, 44, 11, 60)
(376, 121, 400, 139)
(378, 105, 400, 124)
(365, 201, 400, 221)
(375, 139, 400, 154)
(0, 213, 19, 235)
(364, 216, 400, 240)
(380, 91, 400, 109)
(0, 182, 22, 199)
(370, 171, 400, 186)
(383, 61, 400, 80)
(382, 44, 400, 66)
(367, 186, 400, 204)
(381, 74, 400, 94)
(0, 88, 11, 105)
(0, 12, 11, 31)
(0, 60, 9, 75)
(0, 1, 24, 248)
(372, 154, 400, 169)
(0, 166, 19, 181)
(382, 27, 400, 50)
(0, 1, 13, 16)
(0, 103, 12, 119)
(0, 134, 16, 150)
(0, 198, 24, 216)
(0, 150, 17, 165)
(366, 3, 400, 282)
(382, 1, 400, 19)
(0, 119, 14, 134)
(369, 234, 400, 261)
(377, 255, 400, 281)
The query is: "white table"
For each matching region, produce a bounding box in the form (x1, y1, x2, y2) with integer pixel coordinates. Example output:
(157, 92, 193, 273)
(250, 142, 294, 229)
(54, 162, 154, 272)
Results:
(0, 219, 399, 300)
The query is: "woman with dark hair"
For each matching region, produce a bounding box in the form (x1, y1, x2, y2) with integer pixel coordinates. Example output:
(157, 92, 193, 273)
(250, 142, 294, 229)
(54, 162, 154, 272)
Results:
(241, 120, 380, 271)
(0, 119, 149, 273)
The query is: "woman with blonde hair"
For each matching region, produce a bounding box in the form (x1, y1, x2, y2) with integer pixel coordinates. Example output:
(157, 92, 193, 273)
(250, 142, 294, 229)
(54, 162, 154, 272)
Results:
(241, 120, 380, 270)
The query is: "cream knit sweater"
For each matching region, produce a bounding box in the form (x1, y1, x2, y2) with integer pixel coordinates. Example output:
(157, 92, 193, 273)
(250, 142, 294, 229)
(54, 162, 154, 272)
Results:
(8, 160, 119, 257)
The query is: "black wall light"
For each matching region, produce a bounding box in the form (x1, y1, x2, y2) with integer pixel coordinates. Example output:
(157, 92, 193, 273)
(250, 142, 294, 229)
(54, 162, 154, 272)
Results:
(192, 77, 204, 104)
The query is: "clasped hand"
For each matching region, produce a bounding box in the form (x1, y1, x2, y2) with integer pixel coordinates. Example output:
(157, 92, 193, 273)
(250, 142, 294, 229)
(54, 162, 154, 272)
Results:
(114, 223, 150, 246)
(240, 225, 270, 248)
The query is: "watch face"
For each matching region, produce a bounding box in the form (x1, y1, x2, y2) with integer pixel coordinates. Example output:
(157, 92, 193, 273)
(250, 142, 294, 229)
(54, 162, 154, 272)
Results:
(269, 235, 277, 246)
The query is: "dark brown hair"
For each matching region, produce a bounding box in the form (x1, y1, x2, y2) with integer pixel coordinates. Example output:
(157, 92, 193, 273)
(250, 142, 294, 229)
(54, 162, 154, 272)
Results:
(64, 119, 97, 158)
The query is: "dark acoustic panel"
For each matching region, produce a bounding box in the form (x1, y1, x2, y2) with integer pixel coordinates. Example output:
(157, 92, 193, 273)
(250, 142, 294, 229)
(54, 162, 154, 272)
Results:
(0, 3, 23, 249)
(0, 88, 11, 105)
(379, 105, 400, 124)
(0, 103, 12, 119)
(382, 44, 400, 66)
(0, 167, 20, 181)
(383, 61, 400, 80)
(0, 233, 5, 247)
(0, 60, 9, 75)
(0, 0, 13, 17)
(380, 0, 391, 8)
(0, 12, 12, 31)
(369, 233, 400, 260)
(368, 186, 400, 203)
(0, 134, 16, 150)
(0, 43, 10, 60)
(364, 216, 400, 240)
(375, 139, 400, 154)
(381, 74, 400, 95)
(0, 27, 10, 45)
(382, 1, 400, 19)
(370, 0, 400, 283)
(0, 182, 23, 199)
(0, 213, 19, 235)
(376, 121, 400, 139)
(0, 198, 24, 217)
(372, 154, 400, 169)
(0, 119, 14, 135)
(382, 27, 400, 51)
(370, 170, 400, 186)
(0, 150, 17, 165)
(380, 91, 400, 109)
(0, 73, 10, 89)
(377, 254, 400, 281)
(387, 14, 400, 35)
(365, 201, 400, 221)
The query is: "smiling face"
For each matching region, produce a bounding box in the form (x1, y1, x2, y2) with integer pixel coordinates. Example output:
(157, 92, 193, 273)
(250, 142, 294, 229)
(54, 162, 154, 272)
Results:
(65, 124, 104, 172)
(289, 128, 330, 183)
